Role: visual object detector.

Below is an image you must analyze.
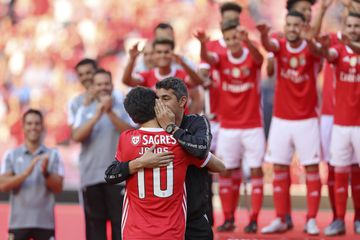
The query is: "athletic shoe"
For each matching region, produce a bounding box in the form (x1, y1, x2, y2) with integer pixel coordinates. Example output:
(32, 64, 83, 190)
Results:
(354, 220, 360, 234)
(304, 218, 319, 235)
(285, 214, 293, 230)
(217, 218, 235, 232)
(324, 219, 346, 236)
(244, 220, 257, 233)
(261, 218, 287, 234)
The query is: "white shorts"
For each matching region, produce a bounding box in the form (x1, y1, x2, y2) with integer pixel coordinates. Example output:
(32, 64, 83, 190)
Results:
(210, 121, 220, 152)
(216, 127, 265, 169)
(320, 115, 334, 162)
(330, 125, 360, 167)
(265, 117, 321, 166)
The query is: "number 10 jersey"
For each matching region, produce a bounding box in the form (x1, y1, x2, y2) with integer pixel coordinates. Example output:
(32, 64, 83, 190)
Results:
(115, 128, 208, 240)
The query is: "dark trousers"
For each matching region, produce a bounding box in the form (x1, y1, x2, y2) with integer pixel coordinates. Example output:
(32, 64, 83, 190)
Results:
(185, 214, 213, 240)
(8, 228, 55, 240)
(82, 183, 124, 240)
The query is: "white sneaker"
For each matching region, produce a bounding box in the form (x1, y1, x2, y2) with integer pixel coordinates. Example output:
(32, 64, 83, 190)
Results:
(304, 218, 319, 235)
(261, 218, 288, 234)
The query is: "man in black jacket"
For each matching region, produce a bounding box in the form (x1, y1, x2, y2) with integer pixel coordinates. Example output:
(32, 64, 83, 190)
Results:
(105, 77, 215, 240)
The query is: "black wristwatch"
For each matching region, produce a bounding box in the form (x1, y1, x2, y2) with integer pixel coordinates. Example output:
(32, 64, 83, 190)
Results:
(165, 123, 177, 134)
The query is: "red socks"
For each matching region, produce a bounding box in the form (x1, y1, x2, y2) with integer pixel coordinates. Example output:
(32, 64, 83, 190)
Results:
(351, 165, 360, 221)
(273, 168, 291, 221)
(334, 166, 350, 220)
(219, 175, 234, 220)
(306, 170, 322, 219)
(250, 176, 263, 222)
(327, 164, 336, 219)
(231, 169, 242, 214)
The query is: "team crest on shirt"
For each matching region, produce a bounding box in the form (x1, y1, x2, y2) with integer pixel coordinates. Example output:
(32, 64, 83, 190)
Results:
(232, 67, 241, 78)
(350, 56, 357, 67)
(289, 57, 298, 68)
(241, 67, 250, 77)
(299, 55, 306, 66)
(131, 135, 140, 145)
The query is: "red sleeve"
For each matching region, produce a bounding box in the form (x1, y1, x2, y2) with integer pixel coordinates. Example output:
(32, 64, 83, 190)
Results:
(132, 70, 151, 86)
(188, 153, 211, 168)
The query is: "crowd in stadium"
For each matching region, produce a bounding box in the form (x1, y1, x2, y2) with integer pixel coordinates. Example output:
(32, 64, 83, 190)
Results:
(1, 0, 360, 239)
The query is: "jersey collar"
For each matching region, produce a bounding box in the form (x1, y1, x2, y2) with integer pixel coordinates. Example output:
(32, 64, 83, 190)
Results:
(286, 40, 307, 54)
(155, 67, 176, 81)
(139, 127, 165, 132)
(227, 48, 249, 65)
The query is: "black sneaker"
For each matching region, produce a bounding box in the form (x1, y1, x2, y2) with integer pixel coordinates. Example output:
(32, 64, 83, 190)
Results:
(244, 220, 257, 233)
(217, 219, 235, 232)
(285, 214, 293, 230)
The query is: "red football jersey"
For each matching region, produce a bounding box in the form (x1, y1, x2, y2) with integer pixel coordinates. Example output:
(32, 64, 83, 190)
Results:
(272, 38, 321, 120)
(321, 32, 341, 115)
(199, 38, 227, 120)
(329, 44, 360, 126)
(116, 128, 208, 240)
(133, 67, 191, 89)
(211, 48, 263, 128)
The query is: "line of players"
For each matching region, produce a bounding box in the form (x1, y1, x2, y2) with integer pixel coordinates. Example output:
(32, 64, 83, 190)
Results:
(119, 0, 360, 237)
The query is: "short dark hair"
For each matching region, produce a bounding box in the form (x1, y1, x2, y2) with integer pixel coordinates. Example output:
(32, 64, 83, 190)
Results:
(220, 2, 242, 15)
(155, 77, 188, 101)
(22, 109, 43, 123)
(286, 0, 316, 11)
(124, 87, 157, 124)
(154, 22, 174, 32)
(286, 10, 306, 22)
(153, 38, 175, 50)
(75, 58, 97, 71)
(348, 11, 360, 19)
(94, 68, 112, 81)
(221, 19, 239, 33)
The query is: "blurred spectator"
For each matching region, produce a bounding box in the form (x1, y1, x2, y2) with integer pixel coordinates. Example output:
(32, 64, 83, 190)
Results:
(71, 69, 132, 240)
(0, 108, 64, 240)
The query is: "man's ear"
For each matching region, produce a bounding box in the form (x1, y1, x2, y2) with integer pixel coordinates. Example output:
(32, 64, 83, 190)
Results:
(179, 96, 187, 108)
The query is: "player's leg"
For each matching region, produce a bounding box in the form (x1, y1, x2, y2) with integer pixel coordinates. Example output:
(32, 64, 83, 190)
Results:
(295, 118, 321, 235)
(324, 125, 353, 236)
(320, 115, 336, 221)
(241, 127, 265, 233)
(262, 117, 293, 234)
(351, 163, 360, 234)
(82, 183, 107, 240)
(216, 128, 242, 232)
(350, 127, 360, 234)
(104, 183, 124, 240)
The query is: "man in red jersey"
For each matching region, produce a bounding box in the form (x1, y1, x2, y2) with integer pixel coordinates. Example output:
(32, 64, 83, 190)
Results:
(196, 19, 265, 233)
(258, 11, 323, 235)
(320, 12, 360, 236)
(122, 38, 203, 114)
(197, 1, 243, 230)
(117, 86, 225, 240)
(267, 0, 333, 77)
(199, 1, 242, 148)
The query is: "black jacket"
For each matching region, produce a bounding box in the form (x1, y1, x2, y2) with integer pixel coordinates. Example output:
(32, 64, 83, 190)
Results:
(105, 114, 212, 220)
